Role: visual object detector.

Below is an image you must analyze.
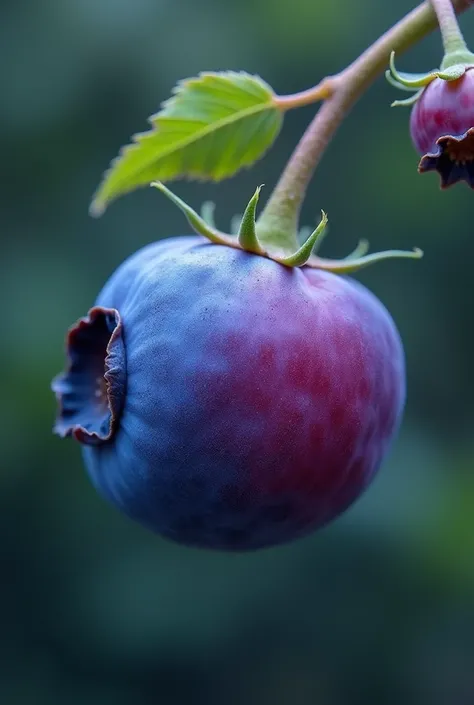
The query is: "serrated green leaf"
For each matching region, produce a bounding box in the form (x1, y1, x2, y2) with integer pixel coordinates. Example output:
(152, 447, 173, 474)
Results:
(91, 72, 283, 215)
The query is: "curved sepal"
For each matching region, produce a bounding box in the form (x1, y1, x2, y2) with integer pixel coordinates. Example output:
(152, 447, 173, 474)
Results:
(385, 70, 420, 93)
(277, 211, 328, 267)
(387, 51, 466, 91)
(238, 186, 265, 254)
(307, 246, 423, 273)
(151, 182, 235, 247)
(391, 88, 425, 108)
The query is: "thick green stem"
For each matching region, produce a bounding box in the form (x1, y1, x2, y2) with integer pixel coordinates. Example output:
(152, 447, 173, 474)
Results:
(257, 0, 473, 244)
(431, 0, 468, 56)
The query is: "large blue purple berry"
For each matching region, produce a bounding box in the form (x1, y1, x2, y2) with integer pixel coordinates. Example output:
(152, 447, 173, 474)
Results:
(52, 234, 406, 551)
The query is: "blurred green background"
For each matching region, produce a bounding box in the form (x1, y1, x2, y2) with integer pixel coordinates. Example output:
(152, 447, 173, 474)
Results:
(2, 0, 474, 703)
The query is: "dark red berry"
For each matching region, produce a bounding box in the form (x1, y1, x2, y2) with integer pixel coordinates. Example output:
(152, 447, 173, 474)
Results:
(410, 68, 474, 188)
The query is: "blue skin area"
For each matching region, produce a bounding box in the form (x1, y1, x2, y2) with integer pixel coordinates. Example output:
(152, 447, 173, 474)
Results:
(54, 237, 406, 551)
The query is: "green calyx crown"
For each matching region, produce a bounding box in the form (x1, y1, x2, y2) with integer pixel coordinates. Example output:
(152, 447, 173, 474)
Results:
(386, 33, 474, 108)
(151, 182, 422, 272)
(386, 5, 474, 109)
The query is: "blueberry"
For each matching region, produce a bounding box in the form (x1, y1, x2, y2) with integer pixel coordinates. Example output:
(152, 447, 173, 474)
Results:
(52, 236, 406, 551)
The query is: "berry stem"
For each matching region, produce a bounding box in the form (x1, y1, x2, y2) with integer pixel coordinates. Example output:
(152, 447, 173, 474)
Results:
(274, 79, 334, 110)
(257, 0, 473, 244)
(430, 0, 469, 57)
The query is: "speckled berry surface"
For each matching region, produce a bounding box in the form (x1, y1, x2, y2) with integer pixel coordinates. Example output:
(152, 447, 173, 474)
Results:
(52, 236, 406, 551)
(410, 68, 474, 187)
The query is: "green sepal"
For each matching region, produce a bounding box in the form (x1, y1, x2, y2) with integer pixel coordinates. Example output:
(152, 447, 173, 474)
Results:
(277, 211, 328, 267)
(238, 186, 265, 254)
(151, 183, 423, 274)
(387, 51, 466, 90)
(296, 221, 329, 254)
(307, 247, 423, 273)
(151, 182, 235, 248)
(391, 88, 425, 108)
(385, 70, 420, 93)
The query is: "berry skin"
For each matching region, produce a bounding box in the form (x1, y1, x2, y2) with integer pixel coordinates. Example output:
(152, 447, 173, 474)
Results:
(410, 68, 474, 188)
(52, 236, 406, 551)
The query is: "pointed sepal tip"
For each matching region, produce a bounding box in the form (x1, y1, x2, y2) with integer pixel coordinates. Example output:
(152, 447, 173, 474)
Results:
(277, 211, 329, 267)
(238, 186, 265, 254)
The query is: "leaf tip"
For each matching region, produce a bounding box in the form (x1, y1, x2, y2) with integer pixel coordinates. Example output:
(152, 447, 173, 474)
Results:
(89, 198, 106, 218)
